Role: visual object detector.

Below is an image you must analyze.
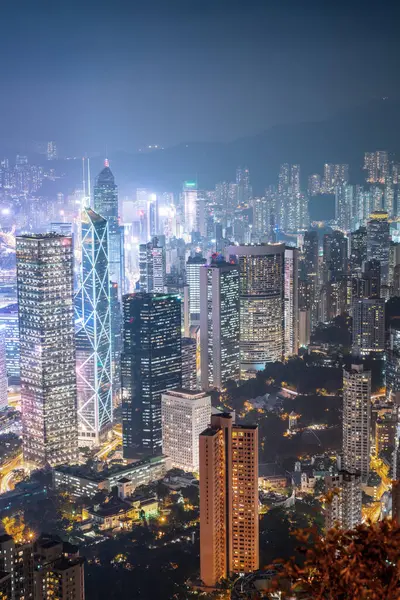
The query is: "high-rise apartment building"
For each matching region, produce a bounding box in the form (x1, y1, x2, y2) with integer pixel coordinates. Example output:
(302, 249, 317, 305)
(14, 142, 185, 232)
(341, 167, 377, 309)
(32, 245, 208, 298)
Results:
(199, 413, 259, 587)
(342, 364, 371, 483)
(181, 337, 197, 390)
(34, 536, 85, 600)
(367, 212, 390, 285)
(0, 534, 34, 600)
(364, 151, 389, 184)
(236, 167, 252, 204)
(386, 322, 400, 402)
(0, 327, 7, 409)
(226, 244, 284, 379)
(121, 293, 182, 457)
(321, 163, 349, 194)
(94, 161, 124, 297)
(186, 253, 206, 325)
(352, 298, 385, 357)
(323, 231, 348, 281)
(350, 227, 367, 274)
(0, 304, 20, 385)
(303, 230, 319, 327)
(324, 471, 362, 530)
(161, 389, 211, 472)
(200, 257, 240, 390)
(16, 234, 78, 467)
(284, 247, 299, 357)
(75, 209, 113, 447)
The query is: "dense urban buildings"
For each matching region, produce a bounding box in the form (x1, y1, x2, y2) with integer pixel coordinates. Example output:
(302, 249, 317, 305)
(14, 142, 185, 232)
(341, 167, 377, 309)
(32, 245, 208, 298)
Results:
(16, 234, 78, 468)
(226, 243, 285, 379)
(199, 412, 259, 587)
(121, 293, 182, 458)
(200, 256, 240, 390)
(342, 364, 371, 483)
(324, 471, 362, 530)
(161, 389, 211, 472)
(75, 208, 113, 447)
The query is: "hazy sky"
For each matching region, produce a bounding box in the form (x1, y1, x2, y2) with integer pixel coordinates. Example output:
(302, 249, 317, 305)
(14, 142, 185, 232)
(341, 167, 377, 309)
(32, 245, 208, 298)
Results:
(1, 0, 399, 153)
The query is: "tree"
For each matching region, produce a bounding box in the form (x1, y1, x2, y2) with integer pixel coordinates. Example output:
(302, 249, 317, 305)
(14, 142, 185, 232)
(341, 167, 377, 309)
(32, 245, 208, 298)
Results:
(269, 519, 400, 599)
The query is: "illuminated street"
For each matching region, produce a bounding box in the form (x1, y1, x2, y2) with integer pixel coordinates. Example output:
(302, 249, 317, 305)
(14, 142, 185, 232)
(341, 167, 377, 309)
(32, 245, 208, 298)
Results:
(0, 452, 23, 494)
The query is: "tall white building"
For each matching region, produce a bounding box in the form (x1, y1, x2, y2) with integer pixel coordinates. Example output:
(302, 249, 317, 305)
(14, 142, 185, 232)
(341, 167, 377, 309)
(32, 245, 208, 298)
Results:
(342, 364, 371, 483)
(200, 258, 240, 390)
(324, 471, 362, 530)
(161, 389, 211, 472)
(186, 253, 206, 325)
(0, 326, 7, 409)
(183, 181, 198, 235)
(284, 247, 299, 357)
(226, 244, 285, 379)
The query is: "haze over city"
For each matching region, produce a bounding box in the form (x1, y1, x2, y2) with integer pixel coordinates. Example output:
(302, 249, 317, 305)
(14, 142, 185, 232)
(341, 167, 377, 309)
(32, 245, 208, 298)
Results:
(0, 1, 400, 599)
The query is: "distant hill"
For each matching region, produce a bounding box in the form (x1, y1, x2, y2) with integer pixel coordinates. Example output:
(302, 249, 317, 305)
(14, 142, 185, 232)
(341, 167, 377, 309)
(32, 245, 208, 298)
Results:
(102, 98, 400, 194)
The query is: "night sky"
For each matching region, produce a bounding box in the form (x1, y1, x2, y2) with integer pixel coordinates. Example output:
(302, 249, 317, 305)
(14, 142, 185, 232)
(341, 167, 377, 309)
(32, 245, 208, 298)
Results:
(1, 0, 399, 154)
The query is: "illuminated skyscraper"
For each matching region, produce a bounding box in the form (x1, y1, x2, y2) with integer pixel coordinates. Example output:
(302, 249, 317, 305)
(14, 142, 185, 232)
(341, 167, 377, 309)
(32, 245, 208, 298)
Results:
(181, 337, 197, 390)
(227, 244, 285, 379)
(367, 211, 390, 285)
(322, 163, 349, 194)
(75, 209, 113, 447)
(364, 151, 389, 184)
(386, 322, 400, 402)
(200, 257, 240, 390)
(342, 364, 371, 483)
(186, 253, 206, 325)
(0, 326, 7, 409)
(350, 227, 367, 275)
(284, 247, 299, 357)
(303, 231, 319, 327)
(121, 293, 182, 457)
(16, 234, 78, 467)
(139, 238, 166, 293)
(183, 181, 198, 234)
(308, 173, 321, 196)
(161, 389, 211, 472)
(0, 303, 20, 385)
(94, 160, 124, 297)
(199, 413, 259, 587)
(236, 167, 252, 204)
(352, 298, 385, 357)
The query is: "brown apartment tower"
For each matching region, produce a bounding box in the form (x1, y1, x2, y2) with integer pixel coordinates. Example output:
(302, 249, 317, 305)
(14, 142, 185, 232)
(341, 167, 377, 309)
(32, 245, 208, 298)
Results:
(199, 413, 259, 587)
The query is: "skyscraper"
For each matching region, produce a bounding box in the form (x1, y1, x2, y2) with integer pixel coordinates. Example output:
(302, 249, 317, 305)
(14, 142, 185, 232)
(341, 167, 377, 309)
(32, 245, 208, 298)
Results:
(323, 231, 348, 281)
(199, 413, 259, 587)
(284, 247, 299, 357)
(350, 227, 367, 275)
(342, 364, 371, 483)
(386, 322, 400, 402)
(139, 238, 166, 293)
(186, 253, 206, 325)
(324, 471, 362, 530)
(200, 256, 240, 390)
(16, 234, 78, 467)
(352, 298, 385, 357)
(75, 209, 113, 447)
(367, 211, 390, 285)
(94, 160, 124, 297)
(181, 337, 197, 390)
(226, 244, 285, 379)
(364, 151, 389, 184)
(303, 231, 319, 328)
(121, 293, 182, 458)
(0, 326, 7, 409)
(183, 181, 198, 235)
(161, 389, 211, 472)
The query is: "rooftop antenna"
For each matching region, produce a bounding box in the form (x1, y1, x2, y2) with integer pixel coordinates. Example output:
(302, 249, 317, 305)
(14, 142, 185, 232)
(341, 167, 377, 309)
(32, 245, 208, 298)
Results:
(82, 157, 86, 198)
(87, 157, 91, 205)
(104, 144, 109, 168)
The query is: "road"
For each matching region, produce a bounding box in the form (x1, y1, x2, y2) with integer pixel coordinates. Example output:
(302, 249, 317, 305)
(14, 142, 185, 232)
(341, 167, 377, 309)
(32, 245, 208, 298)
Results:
(362, 455, 391, 523)
(0, 453, 23, 494)
(94, 425, 122, 461)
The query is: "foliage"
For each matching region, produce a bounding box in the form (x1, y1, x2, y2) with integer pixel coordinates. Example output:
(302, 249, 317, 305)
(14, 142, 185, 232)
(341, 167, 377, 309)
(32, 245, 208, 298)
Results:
(269, 519, 400, 599)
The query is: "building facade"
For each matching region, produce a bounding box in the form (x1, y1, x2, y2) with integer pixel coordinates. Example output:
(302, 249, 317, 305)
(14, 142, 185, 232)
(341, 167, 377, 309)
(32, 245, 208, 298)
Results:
(181, 337, 197, 390)
(161, 389, 211, 472)
(16, 234, 78, 467)
(226, 244, 285, 379)
(324, 471, 362, 530)
(342, 365, 371, 483)
(121, 293, 182, 458)
(200, 257, 240, 390)
(75, 209, 113, 447)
